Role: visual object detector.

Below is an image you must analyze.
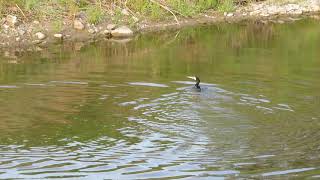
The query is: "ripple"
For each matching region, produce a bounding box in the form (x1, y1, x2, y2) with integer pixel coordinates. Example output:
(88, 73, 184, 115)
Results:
(0, 85, 19, 89)
(262, 167, 316, 176)
(128, 82, 169, 88)
(49, 81, 88, 85)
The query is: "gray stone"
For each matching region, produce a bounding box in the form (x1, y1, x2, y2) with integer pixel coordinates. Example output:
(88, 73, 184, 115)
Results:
(35, 32, 46, 40)
(6, 15, 18, 27)
(74, 19, 85, 30)
(111, 26, 133, 38)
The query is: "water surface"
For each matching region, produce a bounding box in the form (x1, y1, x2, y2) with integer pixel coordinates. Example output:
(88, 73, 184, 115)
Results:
(0, 19, 320, 179)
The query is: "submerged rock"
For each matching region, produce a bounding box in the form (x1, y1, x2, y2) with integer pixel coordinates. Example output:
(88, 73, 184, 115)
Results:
(111, 26, 133, 38)
(74, 19, 85, 30)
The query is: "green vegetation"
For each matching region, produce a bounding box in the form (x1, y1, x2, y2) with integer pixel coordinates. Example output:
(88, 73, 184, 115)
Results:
(0, 0, 237, 23)
(218, 0, 235, 12)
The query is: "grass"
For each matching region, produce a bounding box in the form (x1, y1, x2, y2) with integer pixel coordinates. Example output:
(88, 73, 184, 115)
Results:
(0, 0, 238, 24)
(218, 0, 236, 12)
(86, 4, 104, 24)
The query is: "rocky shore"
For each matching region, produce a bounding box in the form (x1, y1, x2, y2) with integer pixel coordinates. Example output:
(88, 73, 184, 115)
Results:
(1, 0, 320, 53)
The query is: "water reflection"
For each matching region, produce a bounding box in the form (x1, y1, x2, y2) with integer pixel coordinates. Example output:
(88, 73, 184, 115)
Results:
(0, 18, 320, 179)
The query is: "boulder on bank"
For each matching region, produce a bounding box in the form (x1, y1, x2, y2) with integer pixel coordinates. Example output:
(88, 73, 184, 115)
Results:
(111, 26, 133, 38)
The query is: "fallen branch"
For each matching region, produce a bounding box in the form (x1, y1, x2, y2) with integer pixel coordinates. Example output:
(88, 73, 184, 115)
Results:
(149, 0, 180, 25)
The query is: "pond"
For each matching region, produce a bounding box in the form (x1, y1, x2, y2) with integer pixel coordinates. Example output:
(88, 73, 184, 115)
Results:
(0, 18, 320, 179)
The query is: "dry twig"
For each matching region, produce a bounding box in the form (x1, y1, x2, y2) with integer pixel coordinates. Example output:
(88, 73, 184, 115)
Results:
(149, 0, 180, 25)
(15, 4, 28, 22)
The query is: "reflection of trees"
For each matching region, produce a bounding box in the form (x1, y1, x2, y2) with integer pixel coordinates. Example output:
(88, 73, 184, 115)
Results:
(0, 19, 319, 147)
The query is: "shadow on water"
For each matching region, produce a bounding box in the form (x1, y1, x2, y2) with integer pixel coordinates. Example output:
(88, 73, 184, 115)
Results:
(0, 19, 320, 179)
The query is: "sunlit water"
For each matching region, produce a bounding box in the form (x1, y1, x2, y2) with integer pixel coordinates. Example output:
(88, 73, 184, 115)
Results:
(0, 19, 320, 179)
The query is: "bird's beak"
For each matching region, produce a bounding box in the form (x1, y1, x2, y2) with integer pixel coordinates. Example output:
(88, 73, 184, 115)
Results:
(187, 76, 197, 81)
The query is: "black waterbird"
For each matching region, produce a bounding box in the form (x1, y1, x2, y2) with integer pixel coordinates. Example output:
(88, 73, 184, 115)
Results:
(187, 76, 201, 91)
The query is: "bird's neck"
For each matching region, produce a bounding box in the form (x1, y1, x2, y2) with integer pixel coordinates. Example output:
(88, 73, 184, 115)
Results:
(195, 82, 200, 89)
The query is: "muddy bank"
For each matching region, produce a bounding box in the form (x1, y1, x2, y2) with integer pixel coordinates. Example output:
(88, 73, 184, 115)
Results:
(1, 0, 320, 53)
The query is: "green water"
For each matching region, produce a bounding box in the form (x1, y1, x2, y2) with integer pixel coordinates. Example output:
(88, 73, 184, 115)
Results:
(0, 19, 320, 179)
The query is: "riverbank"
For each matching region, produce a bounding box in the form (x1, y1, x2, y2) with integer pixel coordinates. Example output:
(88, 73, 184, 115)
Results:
(0, 0, 320, 53)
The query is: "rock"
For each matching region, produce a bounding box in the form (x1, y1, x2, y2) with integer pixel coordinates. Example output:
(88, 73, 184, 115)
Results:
(111, 26, 133, 38)
(102, 29, 110, 35)
(88, 28, 95, 34)
(88, 25, 98, 34)
(35, 32, 46, 40)
(33, 20, 40, 25)
(32, 40, 42, 44)
(249, 10, 260, 16)
(75, 11, 86, 19)
(227, 13, 234, 17)
(2, 24, 9, 30)
(74, 19, 85, 30)
(106, 24, 116, 30)
(35, 46, 43, 51)
(18, 29, 26, 36)
(87, 24, 98, 34)
(312, 5, 320, 11)
(267, 5, 279, 15)
(286, 4, 300, 11)
(291, 9, 303, 15)
(132, 16, 139, 22)
(6, 15, 18, 27)
(121, 9, 130, 16)
(54, 33, 63, 39)
(102, 29, 111, 38)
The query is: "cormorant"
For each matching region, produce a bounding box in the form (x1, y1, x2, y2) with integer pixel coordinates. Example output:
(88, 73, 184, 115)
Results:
(187, 76, 201, 91)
